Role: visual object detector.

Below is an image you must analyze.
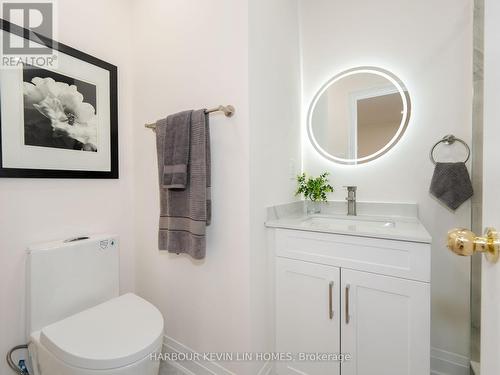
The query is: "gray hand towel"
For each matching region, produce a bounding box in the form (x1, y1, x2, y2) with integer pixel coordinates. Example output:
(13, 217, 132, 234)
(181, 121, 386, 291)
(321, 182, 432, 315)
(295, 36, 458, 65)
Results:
(156, 109, 211, 259)
(162, 111, 192, 189)
(430, 162, 473, 210)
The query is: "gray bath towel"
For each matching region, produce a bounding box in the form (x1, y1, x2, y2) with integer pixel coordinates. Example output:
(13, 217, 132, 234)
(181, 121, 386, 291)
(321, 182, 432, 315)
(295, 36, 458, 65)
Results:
(156, 109, 211, 259)
(162, 111, 191, 189)
(430, 162, 473, 210)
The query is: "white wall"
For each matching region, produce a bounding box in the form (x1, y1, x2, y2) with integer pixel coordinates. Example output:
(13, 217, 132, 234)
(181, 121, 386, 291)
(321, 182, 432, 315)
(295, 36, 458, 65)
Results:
(299, 0, 473, 365)
(0, 1, 136, 374)
(131, 1, 254, 374)
(249, 0, 302, 371)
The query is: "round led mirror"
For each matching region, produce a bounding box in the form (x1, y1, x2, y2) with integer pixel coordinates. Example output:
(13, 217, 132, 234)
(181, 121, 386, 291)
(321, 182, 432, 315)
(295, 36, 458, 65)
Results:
(307, 67, 411, 165)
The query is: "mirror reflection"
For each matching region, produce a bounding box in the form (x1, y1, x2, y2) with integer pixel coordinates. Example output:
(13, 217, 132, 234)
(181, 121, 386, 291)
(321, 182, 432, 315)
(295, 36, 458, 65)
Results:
(308, 67, 411, 164)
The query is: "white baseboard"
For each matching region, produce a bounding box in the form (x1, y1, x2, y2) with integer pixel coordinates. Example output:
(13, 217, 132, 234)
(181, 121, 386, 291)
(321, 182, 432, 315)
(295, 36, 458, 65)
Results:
(164, 338, 465, 375)
(470, 360, 480, 375)
(163, 335, 235, 375)
(163, 335, 272, 375)
(431, 347, 470, 375)
(257, 360, 273, 375)
(163, 360, 197, 375)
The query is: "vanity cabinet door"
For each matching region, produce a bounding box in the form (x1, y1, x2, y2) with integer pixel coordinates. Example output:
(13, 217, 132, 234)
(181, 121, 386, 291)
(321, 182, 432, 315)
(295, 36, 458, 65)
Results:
(276, 257, 341, 375)
(340, 269, 430, 375)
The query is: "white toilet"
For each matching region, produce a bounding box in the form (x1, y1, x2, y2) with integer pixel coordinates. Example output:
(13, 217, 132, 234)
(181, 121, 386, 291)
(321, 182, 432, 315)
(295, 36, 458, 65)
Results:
(26, 235, 164, 375)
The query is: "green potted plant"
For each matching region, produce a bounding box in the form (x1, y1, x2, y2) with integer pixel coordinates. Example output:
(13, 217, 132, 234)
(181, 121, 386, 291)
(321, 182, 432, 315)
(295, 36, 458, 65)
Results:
(295, 172, 334, 214)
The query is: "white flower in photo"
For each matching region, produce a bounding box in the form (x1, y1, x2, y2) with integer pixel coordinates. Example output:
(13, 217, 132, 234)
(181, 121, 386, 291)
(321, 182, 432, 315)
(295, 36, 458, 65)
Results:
(23, 77, 98, 150)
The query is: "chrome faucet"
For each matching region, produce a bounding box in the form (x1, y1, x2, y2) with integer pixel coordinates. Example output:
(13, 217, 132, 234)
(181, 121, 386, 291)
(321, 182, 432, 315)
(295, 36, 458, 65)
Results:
(345, 186, 357, 216)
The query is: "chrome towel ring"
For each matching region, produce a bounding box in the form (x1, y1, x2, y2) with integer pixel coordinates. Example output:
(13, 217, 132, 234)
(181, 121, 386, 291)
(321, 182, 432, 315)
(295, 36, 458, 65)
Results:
(430, 134, 471, 165)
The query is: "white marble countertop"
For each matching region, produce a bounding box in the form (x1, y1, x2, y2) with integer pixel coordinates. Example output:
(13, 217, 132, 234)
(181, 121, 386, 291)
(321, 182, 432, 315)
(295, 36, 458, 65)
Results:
(265, 201, 432, 244)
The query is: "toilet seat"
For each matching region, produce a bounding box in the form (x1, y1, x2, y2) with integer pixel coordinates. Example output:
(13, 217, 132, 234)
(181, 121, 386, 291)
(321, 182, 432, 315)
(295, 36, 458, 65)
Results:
(37, 293, 164, 370)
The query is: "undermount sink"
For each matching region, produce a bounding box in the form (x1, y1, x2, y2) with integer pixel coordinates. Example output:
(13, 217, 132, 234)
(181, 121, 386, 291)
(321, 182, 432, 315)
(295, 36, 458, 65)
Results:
(301, 215, 396, 229)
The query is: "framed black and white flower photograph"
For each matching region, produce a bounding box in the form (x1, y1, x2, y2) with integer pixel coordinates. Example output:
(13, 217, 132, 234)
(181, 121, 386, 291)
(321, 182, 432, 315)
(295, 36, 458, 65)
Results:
(0, 20, 118, 178)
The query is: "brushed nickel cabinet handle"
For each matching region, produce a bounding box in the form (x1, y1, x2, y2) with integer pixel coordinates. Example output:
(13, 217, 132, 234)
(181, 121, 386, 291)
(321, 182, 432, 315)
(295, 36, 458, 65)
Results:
(329, 281, 334, 319)
(345, 284, 351, 324)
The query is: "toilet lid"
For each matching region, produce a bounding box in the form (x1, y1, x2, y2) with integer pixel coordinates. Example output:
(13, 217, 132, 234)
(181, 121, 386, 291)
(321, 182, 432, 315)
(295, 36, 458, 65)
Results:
(40, 293, 164, 370)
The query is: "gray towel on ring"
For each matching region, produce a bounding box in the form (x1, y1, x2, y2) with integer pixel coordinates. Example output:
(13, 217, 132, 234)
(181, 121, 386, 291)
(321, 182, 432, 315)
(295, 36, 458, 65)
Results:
(155, 109, 211, 259)
(430, 162, 473, 210)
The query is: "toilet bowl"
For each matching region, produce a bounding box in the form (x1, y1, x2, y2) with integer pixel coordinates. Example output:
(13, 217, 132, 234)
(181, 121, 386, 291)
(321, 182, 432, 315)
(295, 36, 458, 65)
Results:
(26, 235, 164, 375)
(29, 294, 163, 375)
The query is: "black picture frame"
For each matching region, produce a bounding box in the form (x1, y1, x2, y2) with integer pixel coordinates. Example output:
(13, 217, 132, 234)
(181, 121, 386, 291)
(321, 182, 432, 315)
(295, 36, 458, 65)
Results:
(0, 19, 118, 179)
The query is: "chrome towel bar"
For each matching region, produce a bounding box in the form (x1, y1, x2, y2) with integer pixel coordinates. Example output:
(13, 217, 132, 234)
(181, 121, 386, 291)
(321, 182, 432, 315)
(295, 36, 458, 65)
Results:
(145, 105, 235, 131)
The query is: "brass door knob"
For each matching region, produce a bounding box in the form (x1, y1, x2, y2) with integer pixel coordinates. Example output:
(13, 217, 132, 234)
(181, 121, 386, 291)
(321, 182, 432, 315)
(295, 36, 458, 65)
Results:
(447, 228, 499, 263)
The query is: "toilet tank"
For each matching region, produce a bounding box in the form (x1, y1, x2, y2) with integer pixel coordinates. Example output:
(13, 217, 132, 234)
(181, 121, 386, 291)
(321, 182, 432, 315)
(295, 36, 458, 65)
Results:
(26, 234, 119, 336)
